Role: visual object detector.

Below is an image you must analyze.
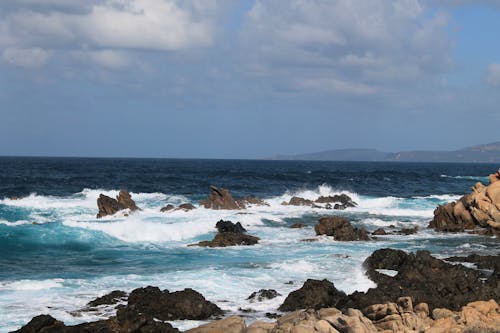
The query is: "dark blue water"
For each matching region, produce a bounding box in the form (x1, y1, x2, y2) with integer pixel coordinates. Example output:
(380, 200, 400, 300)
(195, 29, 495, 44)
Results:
(0, 158, 498, 331)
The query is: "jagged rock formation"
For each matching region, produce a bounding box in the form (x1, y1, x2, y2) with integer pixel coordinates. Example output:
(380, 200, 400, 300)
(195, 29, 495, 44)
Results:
(282, 194, 357, 210)
(96, 190, 140, 218)
(200, 186, 266, 210)
(191, 220, 260, 247)
(429, 168, 500, 235)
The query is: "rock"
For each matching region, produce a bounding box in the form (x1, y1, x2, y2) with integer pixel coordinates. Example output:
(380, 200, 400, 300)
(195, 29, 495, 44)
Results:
(290, 223, 306, 228)
(13, 310, 180, 333)
(87, 290, 127, 308)
(184, 316, 246, 333)
(215, 220, 246, 233)
(278, 279, 347, 312)
(195, 232, 260, 247)
(372, 228, 387, 235)
(97, 190, 140, 218)
(314, 216, 370, 241)
(96, 194, 123, 218)
(177, 203, 195, 211)
(200, 186, 244, 210)
(160, 204, 175, 212)
(247, 321, 275, 333)
(445, 253, 500, 271)
(236, 197, 268, 207)
(315, 194, 357, 208)
(397, 226, 419, 235)
(429, 170, 500, 234)
(288, 197, 314, 206)
(127, 286, 223, 320)
(247, 289, 281, 302)
(355, 248, 500, 311)
(116, 190, 140, 211)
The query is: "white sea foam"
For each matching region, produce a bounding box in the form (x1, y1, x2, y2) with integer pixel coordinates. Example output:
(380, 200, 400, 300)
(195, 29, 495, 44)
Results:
(440, 175, 488, 182)
(0, 279, 65, 291)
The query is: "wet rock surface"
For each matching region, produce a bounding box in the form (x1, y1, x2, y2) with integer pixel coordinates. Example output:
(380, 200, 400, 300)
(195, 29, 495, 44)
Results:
(192, 220, 260, 247)
(314, 216, 370, 241)
(278, 279, 347, 312)
(87, 290, 127, 308)
(215, 219, 246, 233)
(282, 194, 357, 210)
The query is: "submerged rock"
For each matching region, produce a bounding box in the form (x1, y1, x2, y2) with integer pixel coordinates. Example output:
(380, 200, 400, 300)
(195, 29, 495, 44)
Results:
(315, 216, 370, 241)
(160, 204, 175, 212)
(429, 168, 500, 235)
(96, 190, 140, 218)
(247, 289, 281, 302)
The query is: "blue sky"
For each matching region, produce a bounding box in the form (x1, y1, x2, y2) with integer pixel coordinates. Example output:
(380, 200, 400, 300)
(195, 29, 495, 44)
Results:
(0, 0, 499, 158)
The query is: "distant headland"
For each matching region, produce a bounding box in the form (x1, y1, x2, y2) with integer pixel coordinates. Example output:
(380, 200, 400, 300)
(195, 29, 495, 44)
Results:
(266, 141, 500, 163)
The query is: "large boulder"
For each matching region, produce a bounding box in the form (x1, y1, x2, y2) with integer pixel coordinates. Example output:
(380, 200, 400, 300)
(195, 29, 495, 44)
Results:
(315, 216, 370, 241)
(278, 279, 347, 312)
(127, 286, 223, 320)
(200, 186, 244, 210)
(429, 168, 500, 235)
(96, 190, 140, 218)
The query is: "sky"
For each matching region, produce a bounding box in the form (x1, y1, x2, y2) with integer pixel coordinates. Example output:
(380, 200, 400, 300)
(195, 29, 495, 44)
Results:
(0, 0, 499, 159)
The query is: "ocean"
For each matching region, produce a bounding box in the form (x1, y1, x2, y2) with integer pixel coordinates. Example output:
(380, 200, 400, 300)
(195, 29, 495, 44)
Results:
(0, 157, 498, 332)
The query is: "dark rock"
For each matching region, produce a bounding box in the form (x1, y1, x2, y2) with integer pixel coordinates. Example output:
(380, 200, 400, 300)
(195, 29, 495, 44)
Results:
(314, 216, 370, 241)
(11, 315, 65, 333)
(350, 249, 500, 311)
(87, 290, 127, 308)
(116, 190, 140, 212)
(316, 194, 357, 208)
(177, 203, 195, 211)
(247, 289, 281, 302)
(398, 226, 419, 235)
(116, 306, 179, 333)
(445, 253, 500, 271)
(289, 223, 306, 228)
(215, 220, 246, 233)
(200, 186, 243, 210)
(97, 190, 140, 218)
(265, 312, 281, 319)
(96, 194, 123, 218)
(160, 204, 175, 212)
(127, 286, 223, 321)
(195, 232, 260, 247)
(372, 228, 387, 235)
(278, 279, 347, 311)
(287, 197, 314, 206)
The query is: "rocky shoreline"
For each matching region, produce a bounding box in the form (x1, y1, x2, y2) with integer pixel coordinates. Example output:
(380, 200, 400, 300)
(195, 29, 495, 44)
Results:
(11, 170, 500, 332)
(13, 249, 500, 333)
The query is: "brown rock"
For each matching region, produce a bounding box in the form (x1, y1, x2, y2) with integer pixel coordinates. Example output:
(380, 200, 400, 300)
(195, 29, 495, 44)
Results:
(200, 186, 243, 210)
(194, 232, 260, 247)
(185, 316, 246, 333)
(96, 194, 123, 218)
(288, 197, 314, 206)
(116, 190, 140, 211)
(315, 216, 370, 241)
(290, 223, 306, 229)
(246, 321, 275, 333)
(160, 204, 175, 212)
(372, 228, 387, 235)
(177, 203, 196, 211)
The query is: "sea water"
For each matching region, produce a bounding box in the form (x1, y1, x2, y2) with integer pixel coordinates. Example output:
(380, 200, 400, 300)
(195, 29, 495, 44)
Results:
(0, 158, 498, 332)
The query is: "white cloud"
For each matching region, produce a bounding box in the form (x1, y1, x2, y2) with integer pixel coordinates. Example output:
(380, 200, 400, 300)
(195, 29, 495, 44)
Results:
(240, 0, 452, 99)
(486, 63, 500, 86)
(0, 0, 216, 69)
(71, 50, 131, 69)
(2, 47, 51, 67)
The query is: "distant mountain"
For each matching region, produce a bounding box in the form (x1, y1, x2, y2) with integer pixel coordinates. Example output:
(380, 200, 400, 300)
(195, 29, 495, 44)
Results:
(267, 142, 500, 163)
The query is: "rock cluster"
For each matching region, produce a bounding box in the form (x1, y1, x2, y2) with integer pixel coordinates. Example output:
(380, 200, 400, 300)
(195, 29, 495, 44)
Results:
(96, 190, 140, 218)
(161, 203, 196, 212)
(314, 216, 370, 241)
(200, 186, 267, 210)
(247, 289, 281, 302)
(282, 194, 357, 210)
(192, 220, 260, 247)
(429, 168, 500, 235)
